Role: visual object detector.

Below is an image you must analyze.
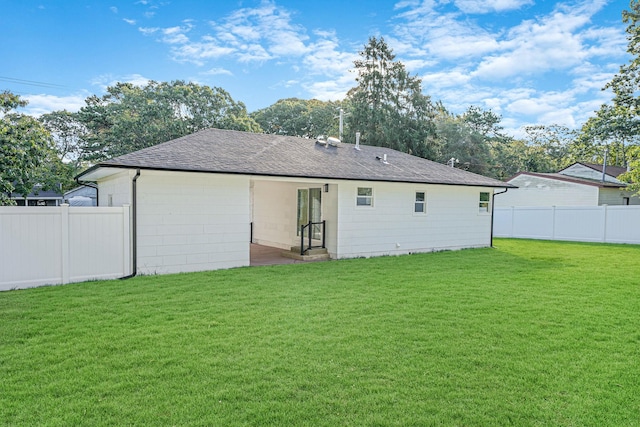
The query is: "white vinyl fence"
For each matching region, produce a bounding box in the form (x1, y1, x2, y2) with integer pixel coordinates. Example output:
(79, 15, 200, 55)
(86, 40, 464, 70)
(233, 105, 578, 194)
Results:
(0, 205, 131, 291)
(494, 205, 640, 244)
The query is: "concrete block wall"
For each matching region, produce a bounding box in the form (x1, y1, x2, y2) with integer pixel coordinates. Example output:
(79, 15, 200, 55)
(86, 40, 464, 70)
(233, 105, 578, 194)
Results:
(134, 171, 250, 274)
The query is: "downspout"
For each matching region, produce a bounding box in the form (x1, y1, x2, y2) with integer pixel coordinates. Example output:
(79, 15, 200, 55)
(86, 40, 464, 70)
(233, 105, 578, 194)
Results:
(120, 169, 140, 280)
(491, 188, 509, 248)
(74, 177, 99, 206)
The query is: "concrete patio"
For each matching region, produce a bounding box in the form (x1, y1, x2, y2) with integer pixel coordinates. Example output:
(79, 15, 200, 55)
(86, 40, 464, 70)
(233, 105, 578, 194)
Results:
(249, 244, 329, 266)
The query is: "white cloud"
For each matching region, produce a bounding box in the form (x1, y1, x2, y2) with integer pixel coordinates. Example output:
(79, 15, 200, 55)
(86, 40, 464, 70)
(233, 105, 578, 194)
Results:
(214, 1, 309, 58)
(23, 93, 88, 116)
(201, 67, 233, 76)
(91, 73, 152, 92)
(236, 44, 273, 62)
(471, 1, 619, 80)
(303, 34, 357, 76)
(388, 0, 627, 136)
(298, 32, 358, 100)
(123, 18, 136, 25)
(161, 25, 192, 44)
(138, 27, 158, 36)
(170, 43, 236, 65)
(140, 1, 311, 66)
(453, 0, 534, 14)
(421, 69, 472, 88)
(392, 2, 501, 61)
(303, 72, 356, 102)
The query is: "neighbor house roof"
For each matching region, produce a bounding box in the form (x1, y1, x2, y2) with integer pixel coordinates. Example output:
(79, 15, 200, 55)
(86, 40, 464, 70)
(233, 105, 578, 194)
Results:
(77, 128, 513, 188)
(573, 162, 628, 178)
(9, 185, 63, 200)
(508, 172, 626, 188)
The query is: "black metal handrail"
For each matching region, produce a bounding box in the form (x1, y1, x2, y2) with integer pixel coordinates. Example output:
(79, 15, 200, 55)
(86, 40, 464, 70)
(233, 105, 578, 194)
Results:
(300, 220, 326, 255)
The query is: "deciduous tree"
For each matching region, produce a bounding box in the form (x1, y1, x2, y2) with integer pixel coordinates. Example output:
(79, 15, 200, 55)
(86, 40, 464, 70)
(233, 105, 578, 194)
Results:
(251, 98, 341, 138)
(77, 81, 262, 162)
(0, 92, 60, 205)
(576, 1, 640, 187)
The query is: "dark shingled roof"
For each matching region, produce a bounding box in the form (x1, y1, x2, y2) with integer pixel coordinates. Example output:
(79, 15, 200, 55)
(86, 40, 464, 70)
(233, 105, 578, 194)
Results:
(79, 128, 513, 188)
(575, 162, 628, 179)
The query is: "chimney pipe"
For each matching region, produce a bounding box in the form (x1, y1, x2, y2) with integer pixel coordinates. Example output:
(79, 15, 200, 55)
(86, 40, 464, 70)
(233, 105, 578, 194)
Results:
(355, 132, 361, 150)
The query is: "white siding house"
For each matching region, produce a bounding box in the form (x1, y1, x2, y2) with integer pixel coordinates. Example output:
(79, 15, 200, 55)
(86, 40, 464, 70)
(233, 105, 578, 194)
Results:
(495, 163, 640, 208)
(77, 128, 511, 276)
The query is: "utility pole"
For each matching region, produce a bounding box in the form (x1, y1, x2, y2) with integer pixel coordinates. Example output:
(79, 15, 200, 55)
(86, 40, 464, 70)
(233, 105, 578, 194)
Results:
(602, 148, 608, 182)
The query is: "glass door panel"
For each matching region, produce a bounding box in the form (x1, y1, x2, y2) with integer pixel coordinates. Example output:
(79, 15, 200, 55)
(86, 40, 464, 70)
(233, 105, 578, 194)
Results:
(297, 189, 309, 236)
(309, 188, 322, 240)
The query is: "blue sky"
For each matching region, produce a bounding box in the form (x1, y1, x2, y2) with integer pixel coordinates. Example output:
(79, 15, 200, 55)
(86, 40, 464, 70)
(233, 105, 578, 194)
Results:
(1, 0, 630, 137)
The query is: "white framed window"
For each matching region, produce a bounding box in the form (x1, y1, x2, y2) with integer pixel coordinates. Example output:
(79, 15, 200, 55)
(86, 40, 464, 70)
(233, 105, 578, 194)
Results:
(356, 187, 373, 207)
(414, 191, 426, 213)
(479, 192, 490, 213)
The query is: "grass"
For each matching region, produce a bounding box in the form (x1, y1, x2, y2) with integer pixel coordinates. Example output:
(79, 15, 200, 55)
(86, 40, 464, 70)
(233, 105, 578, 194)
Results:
(1, 239, 639, 426)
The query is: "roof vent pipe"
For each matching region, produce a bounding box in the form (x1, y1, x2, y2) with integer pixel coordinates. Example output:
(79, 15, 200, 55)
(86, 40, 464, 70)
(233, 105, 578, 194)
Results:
(355, 132, 361, 150)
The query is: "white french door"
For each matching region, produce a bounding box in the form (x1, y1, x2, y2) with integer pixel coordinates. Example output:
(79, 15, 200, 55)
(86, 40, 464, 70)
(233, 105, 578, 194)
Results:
(297, 188, 322, 240)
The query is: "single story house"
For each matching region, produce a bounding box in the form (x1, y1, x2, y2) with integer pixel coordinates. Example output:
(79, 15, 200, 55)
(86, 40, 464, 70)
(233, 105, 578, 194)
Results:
(76, 128, 512, 276)
(10, 184, 63, 206)
(495, 162, 640, 207)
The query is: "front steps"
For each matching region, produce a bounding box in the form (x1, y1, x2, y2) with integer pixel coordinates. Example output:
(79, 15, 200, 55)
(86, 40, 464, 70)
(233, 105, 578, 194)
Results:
(281, 247, 330, 262)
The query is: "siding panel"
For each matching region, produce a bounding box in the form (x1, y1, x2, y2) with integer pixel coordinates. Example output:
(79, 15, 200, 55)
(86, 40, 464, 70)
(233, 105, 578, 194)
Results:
(335, 182, 493, 258)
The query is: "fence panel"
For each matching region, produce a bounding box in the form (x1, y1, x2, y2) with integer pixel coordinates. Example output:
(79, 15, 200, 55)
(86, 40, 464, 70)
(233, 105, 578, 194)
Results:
(512, 207, 554, 239)
(554, 206, 605, 242)
(605, 206, 640, 244)
(494, 205, 640, 245)
(0, 205, 130, 291)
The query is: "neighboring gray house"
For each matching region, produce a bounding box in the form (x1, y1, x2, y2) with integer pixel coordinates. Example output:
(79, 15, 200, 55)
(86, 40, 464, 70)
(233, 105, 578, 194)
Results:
(77, 128, 512, 276)
(10, 184, 63, 206)
(496, 162, 640, 207)
(64, 185, 98, 206)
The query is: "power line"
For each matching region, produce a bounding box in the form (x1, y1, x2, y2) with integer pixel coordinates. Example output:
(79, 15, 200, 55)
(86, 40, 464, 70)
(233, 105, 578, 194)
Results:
(0, 76, 67, 89)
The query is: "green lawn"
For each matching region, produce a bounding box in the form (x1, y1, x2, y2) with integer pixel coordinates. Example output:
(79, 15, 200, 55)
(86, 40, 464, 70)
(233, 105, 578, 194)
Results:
(1, 239, 639, 426)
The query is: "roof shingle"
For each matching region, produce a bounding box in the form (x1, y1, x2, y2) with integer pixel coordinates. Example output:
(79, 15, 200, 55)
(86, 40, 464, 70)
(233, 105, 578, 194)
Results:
(79, 128, 513, 188)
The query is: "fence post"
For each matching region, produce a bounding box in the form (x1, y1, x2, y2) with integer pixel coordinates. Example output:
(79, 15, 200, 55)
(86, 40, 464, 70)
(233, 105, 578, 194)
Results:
(60, 204, 70, 284)
(551, 206, 556, 240)
(602, 205, 608, 243)
(510, 207, 515, 237)
(122, 204, 131, 276)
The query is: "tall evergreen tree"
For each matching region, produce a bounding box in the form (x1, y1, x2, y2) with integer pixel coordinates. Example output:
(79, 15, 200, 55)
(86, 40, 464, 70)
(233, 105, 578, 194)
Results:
(346, 37, 437, 158)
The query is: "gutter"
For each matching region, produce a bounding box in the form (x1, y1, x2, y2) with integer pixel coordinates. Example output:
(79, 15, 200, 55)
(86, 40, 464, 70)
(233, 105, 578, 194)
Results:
(74, 177, 99, 206)
(491, 188, 508, 248)
(120, 169, 141, 280)
(80, 164, 515, 189)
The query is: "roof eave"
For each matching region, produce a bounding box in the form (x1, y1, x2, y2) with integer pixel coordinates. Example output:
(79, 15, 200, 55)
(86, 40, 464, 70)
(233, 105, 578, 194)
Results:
(78, 163, 515, 188)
